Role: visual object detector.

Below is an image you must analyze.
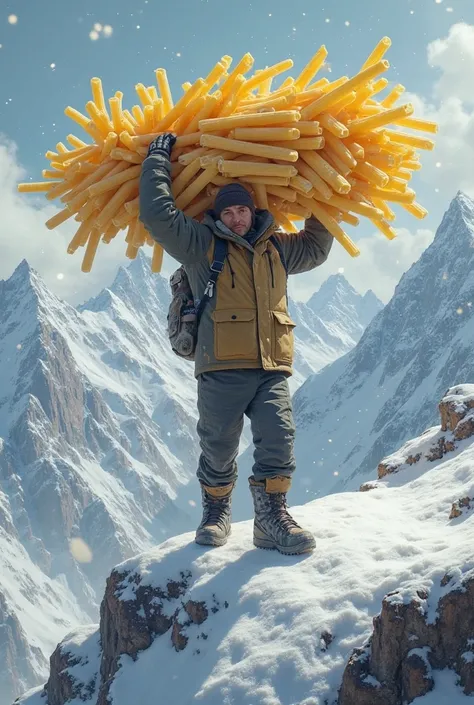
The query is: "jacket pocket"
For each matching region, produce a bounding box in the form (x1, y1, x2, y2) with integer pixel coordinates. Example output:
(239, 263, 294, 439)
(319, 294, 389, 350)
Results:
(272, 311, 296, 364)
(212, 309, 259, 361)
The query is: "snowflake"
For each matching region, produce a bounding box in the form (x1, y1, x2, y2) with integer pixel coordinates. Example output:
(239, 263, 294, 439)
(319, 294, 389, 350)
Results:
(8, 14, 18, 24)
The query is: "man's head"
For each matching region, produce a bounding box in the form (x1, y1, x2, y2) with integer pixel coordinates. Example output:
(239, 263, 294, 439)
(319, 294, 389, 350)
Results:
(214, 183, 255, 237)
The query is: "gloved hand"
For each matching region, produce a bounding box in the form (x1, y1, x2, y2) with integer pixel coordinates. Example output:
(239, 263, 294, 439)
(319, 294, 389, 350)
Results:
(147, 132, 176, 159)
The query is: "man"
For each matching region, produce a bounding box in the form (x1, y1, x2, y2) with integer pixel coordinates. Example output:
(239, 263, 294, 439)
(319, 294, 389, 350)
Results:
(139, 133, 333, 556)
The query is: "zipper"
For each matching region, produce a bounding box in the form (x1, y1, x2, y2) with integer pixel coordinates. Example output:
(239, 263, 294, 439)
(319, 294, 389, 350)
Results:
(267, 250, 275, 288)
(226, 254, 235, 288)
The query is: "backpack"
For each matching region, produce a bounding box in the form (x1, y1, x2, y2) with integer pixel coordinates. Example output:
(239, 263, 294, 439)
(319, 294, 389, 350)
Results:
(167, 236, 287, 361)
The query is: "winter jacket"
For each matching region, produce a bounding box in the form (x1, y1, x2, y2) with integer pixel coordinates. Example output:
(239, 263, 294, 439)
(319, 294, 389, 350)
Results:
(139, 152, 334, 377)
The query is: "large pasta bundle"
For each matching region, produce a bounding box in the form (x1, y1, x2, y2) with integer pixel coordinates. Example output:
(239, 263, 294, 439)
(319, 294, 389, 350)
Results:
(18, 37, 437, 273)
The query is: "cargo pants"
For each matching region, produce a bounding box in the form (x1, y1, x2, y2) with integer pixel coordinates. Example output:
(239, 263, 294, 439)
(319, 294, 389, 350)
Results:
(196, 369, 296, 486)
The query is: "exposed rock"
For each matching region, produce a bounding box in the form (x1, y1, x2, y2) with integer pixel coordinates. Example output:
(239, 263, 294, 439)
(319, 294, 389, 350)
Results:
(401, 649, 434, 703)
(43, 626, 99, 705)
(449, 496, 473, 520)
(425, 436, 456, 462)
(339, 576, 474, 704)
(439, 384, 474, 433)
(96, 567, 220, 705)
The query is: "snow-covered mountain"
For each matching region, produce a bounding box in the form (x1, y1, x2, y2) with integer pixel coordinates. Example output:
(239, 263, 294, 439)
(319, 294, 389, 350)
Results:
(289, 191, 474, 502)
(0, 255, 200, 703)
(0, 248, 376, 702)
(289, 274, 383, 386)
(18, 385, 474, 705)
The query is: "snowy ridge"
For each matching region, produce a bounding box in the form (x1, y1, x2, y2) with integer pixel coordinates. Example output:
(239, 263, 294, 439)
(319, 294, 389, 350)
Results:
(289, 191, 474, 501)
(18, 385, 474, 705)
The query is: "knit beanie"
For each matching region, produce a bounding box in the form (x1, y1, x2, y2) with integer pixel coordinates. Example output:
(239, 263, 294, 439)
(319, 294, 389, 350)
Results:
(214, 183, 255, 219)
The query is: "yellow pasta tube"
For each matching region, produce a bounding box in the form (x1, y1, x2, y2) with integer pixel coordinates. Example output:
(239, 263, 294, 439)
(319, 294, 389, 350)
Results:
(387, 175, 408, 192)
(302, 60, 390, 119)
(200, 150, 237, 167)
(396, 116, 438, 134)
(401, 202, 428, 219)
(155, 69, 174, 112)
(400, 160, 422, 171)
(151, 243, 164, 273)
(267, 137, 325, 151)
(306, 198, 360, 256)
(184, 94, 221, 135)
(352, 160, 389, 188)
(220, 53, 254, 99)
(65, 160, 125, 210)
(199, 110, 300, 132)
(64, 106, 93, 132)
(253, 183, 269, 210)
(361, 37, 392, 71)
(85, 101, 112, 135)
(384, 130, 435, 150)
(45, 206, 77, 230)
(88, 164, 141, 198)
(300, 151, 351, 194)
(178, 147, 210, 166)
(294, 46, 328, 91)
(175, 165, 218, 210)
(42, 169, 64, 179)
(230, 127, 300, 141)
(323, 132, 357, 169)
(372, 218, 397, 240)
(135, 83, 154, 107)
(296, 159, 333, 200)
(240, 175, 290, 186)
(18, 181, 61, 193)
(348, 103, 414, 134)
(381, 84, 405, 108)
(200, 133, 298, 162)
(173, 94, 207, 134)
(239, 59, 293, 97)
(110, 148, 142, 164)
(319, 113, 349, 138)
(204, 60, 228, 91)
(81, 230, 102, 273)
(95, 180, 139, 229)
(312, 191, 384, 220)
(219, 160, 298, 178)
(66, 134, 88, 150)
(284, 202, 312, 220)
(289, 174, 314, 194)
(355, 183, 416, 203)
(266, 185, 297, 202)
(269, 208, 299, 233)
(171, 158, 202, 198)
(90, 77, 109, 118)
(184, 194, 214, 218)
(132, 105, 145, 127)
(371, 197, 396, 221)
(67, 215, 96, 254)
(124, 195, 140, 216)
(99, 132, 118, 160)
(282, 121, 321, 136)
(155, 77, 206, 132)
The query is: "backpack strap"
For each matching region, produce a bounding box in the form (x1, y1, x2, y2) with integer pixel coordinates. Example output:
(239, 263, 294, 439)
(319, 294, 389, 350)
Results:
(269, 235, 288, 275)
(196, 237, 228, 323)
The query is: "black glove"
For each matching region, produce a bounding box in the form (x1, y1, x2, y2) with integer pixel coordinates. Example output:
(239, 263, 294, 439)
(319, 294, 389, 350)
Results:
(147, 132, 176, 159)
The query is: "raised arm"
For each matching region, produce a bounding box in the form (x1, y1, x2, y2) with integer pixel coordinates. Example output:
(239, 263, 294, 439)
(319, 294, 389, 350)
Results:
(273, 216, 334, 275)
(139, 134, 212, 265)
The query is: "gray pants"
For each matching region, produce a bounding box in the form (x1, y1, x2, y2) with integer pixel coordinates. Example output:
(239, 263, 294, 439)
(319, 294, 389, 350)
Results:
(196, 369, 296, 486)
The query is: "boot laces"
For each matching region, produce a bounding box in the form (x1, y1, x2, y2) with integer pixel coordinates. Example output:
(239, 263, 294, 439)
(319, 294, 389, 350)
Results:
(204, 495, 230, 528)
(269, 493, 300, 531)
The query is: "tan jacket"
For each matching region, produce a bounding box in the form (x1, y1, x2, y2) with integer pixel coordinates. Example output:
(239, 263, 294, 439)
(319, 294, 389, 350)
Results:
(139, 153, 334, 377)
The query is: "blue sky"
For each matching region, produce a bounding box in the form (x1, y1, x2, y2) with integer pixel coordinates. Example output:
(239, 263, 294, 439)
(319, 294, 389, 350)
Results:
(1, 0, 474, 303)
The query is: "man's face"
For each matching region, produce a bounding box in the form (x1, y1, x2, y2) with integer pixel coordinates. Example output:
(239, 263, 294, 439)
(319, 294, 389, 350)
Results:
(220, 205, 253, 236)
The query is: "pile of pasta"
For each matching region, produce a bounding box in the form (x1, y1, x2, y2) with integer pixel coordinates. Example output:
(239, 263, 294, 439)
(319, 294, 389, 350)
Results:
(18, 37, 437, 273)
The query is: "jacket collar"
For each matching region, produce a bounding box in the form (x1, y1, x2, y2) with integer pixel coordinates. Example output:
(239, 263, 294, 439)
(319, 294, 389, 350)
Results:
(203, 209, 277, 250)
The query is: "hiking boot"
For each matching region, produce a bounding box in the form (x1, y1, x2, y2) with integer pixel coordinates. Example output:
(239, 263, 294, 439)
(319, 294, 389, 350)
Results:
(249, 476, 316, 555)
(195, 482, 233, 547)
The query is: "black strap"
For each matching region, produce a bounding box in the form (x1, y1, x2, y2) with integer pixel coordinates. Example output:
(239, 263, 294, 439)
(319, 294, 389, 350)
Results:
(196, 237, 228, 323)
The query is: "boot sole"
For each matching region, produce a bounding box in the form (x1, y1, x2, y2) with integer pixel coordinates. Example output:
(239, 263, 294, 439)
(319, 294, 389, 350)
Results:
(253, 533, 316, 555)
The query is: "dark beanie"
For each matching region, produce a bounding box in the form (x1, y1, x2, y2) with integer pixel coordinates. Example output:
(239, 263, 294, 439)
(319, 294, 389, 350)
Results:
(214, 183, 255, 219)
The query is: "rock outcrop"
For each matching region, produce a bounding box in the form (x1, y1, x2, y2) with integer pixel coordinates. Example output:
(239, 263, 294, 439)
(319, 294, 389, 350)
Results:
(339, 576, 474, 704)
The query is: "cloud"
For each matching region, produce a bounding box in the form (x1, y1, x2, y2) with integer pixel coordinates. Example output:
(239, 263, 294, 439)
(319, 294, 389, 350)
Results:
(0, 138, 130, 304)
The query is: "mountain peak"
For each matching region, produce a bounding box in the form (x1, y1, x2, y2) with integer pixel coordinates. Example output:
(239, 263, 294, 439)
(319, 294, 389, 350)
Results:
(435, 191, 474, 246)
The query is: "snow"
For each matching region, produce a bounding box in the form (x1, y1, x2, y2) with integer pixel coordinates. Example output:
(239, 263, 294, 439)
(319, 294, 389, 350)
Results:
(17, 419, 471, 705)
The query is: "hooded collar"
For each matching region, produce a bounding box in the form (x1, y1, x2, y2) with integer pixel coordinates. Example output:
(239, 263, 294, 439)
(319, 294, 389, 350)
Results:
(203, 208, 276, 250)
